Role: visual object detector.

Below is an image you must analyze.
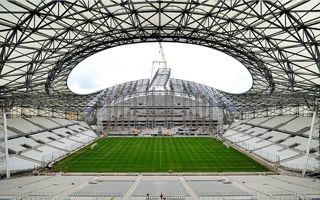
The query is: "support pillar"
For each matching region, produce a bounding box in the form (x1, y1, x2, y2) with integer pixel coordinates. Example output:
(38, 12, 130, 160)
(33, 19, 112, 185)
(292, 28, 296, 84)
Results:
(302, 109, 318, 176)
(3, 112, 10, 178)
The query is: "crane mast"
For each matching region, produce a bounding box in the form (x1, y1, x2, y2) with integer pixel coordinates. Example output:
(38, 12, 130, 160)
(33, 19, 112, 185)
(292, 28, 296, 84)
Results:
(149, 42, 171, 91)
(159, 42, 167, 68)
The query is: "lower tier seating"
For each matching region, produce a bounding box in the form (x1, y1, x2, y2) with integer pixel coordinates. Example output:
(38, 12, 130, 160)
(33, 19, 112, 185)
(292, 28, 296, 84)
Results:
(0, 117, 98, 172)
(224, 116, 319, 172)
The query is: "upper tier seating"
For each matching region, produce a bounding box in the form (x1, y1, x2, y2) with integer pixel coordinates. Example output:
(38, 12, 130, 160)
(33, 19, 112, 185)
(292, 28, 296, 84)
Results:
(244, 127, 268, 136)
(7, 118, 42, 135)
(233, 124, 252, 132)
(260, 116, 296, 128)
(25, 117, 61, 129)
(82, 130, 99, 138)
(0, 124, 18, 138)
(0, 137, 42, 153)
(48, 118, 75, 126)
(246, 117, 272, 125)
(68, 124, 87, 132)
(78, 121, 90, 128)
(278, 117, 313, 133)
(302, 122, 319, 138)
(222, 129, 238, 137)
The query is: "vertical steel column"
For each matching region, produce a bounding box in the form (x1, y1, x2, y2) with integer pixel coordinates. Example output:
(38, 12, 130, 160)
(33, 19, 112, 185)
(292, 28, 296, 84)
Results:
(302, 110, 318, 176)
(217, 107, 224, 135)
(3, 112, 10, 178)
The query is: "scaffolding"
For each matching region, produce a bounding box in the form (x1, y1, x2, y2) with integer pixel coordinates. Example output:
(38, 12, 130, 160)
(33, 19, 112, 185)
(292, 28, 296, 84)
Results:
(217, 107, 224, 135)
(208, 98, 214, 135)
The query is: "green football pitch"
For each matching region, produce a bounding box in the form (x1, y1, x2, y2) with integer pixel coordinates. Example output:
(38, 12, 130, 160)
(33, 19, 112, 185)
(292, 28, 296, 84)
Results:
(52, 137, 268, 172)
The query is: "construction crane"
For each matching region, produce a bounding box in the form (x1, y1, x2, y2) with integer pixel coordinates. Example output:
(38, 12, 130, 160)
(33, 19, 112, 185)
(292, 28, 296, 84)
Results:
(151, 42, 168, 79)
(149, 42, 171, 91)
(159, 42, 167, 68)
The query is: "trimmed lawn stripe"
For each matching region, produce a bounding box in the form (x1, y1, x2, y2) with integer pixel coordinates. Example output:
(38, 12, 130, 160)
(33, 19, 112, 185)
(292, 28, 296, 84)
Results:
(52, 137, 268, 172)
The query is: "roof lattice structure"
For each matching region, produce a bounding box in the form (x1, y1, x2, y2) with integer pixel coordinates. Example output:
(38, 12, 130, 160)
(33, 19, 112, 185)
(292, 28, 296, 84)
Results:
(0, 0, 319, 114)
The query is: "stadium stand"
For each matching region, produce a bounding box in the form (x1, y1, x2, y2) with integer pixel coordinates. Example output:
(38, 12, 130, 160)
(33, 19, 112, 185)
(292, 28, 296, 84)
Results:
(246, 117, 272, 126)
(132, 181, 188, 197)
(6, 118, 42, 135)
(259, 116, 296, 129)
(259, 131, 290, 142)
(0, 117, 97, 172)
(77, 121, 90, 128)
(186, 180, 252, 197)
(224, 116, 320, 172)
(225, 133, 252, 143)
(229, 175, 320, 199)
(282, 156, 320, 171)
(244, 127, 268, 136)
(255, 145, 299, 162)
(278, 117, 315, 134)
(81, 130, 99, 138)
(52, 128, 76, 137)
(48, 138, 82, 151)
(233, 124, 252, 132)
(237, 137, 272, 150)
(7, 155, 41, 171)
(0, 128, 17, 138)
(0, 175, 90, 199)
(30, 131, 61, 143)
(68, 124, 88, 132)
(70, 181, 134, 198)
(280, 136, 319, 152)
(48, 118, 75, 126)
(25, 117, 61, 129)
(0, 1, 319, 198)
(0, 175, 318, 199)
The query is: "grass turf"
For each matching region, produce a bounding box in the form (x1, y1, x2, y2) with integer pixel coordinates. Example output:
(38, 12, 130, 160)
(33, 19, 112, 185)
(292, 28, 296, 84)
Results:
(52, 137, 268, 172)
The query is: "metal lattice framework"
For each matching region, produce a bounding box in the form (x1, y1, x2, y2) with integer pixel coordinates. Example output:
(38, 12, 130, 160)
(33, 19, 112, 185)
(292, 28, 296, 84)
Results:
(0, 0, 319, 118)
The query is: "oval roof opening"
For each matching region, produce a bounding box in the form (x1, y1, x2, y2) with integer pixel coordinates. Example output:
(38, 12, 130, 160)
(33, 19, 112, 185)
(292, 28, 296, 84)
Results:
(68, 42, 253, 95)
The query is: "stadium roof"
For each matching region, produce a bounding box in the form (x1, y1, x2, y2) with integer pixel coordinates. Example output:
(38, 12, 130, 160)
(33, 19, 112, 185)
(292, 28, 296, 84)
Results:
(0, 0, 319, 114)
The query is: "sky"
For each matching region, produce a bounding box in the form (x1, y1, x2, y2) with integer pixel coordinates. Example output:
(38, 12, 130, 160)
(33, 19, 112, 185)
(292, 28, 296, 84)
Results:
(67, 42, 253, 95)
